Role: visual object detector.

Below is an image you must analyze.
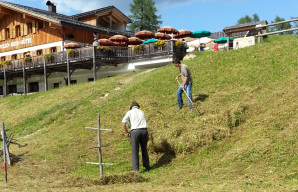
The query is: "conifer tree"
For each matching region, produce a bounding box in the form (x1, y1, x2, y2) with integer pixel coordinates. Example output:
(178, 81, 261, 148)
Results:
(128, 0, 162, 32)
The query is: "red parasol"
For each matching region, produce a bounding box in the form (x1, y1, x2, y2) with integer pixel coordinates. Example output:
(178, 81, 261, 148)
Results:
(128, 37, 143, 45)
(135, 30, 155, 40)
(63, 42, 81, 49)
(109, 35, 129, 43)
(98, 39, 114, 46)
(155, 32, 171, 40)
(157, 26, 178, 34)
(174, 30, 193, 39)
(113, 42, 128, 47)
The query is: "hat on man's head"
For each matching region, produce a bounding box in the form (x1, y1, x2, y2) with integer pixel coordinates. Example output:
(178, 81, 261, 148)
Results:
(173, 58, 181, 64)
(130, 101, 140, 110)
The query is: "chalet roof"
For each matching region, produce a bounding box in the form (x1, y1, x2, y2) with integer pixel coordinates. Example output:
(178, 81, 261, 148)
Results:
(223, 20, 268, 34)
(0, 1, 131, 36)
(72, 6, 131, 23)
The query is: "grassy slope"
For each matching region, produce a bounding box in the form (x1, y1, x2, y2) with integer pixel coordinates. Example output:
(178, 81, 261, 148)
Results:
(0, 35, 297, 191)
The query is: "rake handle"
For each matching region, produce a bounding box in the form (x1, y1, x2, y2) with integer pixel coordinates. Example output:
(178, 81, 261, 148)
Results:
(176, 80, 193, 104)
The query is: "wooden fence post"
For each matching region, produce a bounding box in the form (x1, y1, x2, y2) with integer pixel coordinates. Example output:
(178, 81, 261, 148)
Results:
(2, 122, 7, 184)
(85, 113, 113, 177)
(3, 65, 6, 97)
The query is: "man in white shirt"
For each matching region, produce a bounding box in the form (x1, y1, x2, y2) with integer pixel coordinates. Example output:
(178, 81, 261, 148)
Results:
(122, 101, 150, 172)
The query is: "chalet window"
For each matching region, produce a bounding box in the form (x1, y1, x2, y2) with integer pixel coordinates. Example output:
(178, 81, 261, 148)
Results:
(0, 86, 3, 95)
(27, 22, 32, 34)
(29, 82, 39, 93)
(8, 85, 17, 94)
(88, 78, 94, 82)
(36, 50, 43, 56)
(15, 25, 21, 37)
(5, 28, 10, 39)
(11, 54, 17, 60)
(54, 83, 59, 89)
(38, 22, 44, 29)
(50, 47, 57, 53)
(70, 80, 77, 85)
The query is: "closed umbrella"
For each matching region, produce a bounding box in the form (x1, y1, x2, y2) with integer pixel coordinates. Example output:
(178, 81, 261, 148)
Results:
(214, 37, 234, 44)
(135, 30, 155, 40)
(143, 38, 157, 44)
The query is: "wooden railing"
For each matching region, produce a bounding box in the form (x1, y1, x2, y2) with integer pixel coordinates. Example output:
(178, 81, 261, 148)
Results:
(0, 40, 185, 73)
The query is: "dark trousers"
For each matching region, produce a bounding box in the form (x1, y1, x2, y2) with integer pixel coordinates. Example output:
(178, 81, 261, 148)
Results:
(130, 129, 149, 171)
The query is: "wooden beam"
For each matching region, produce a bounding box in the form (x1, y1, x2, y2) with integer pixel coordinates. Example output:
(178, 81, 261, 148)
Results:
(23, 13, 36, 21)
(224, 26, 256, 34)
(0, 6, 13, 14)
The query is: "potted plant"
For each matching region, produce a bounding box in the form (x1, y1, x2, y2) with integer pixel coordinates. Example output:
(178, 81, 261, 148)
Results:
(132, 45, 145, 55)
(96, 46, 112, 54)
(43, 54, 54, 62)
(154, 40, 165, 50)
(175, 41, 183, 48)
(23, 57, 32, 65)
(67, 49, 79, 57)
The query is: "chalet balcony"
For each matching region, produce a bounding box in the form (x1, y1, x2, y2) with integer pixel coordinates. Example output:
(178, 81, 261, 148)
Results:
(0, 40, 186, 79)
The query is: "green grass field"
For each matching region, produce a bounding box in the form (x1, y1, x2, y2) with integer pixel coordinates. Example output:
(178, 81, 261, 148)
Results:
(0, 35, 297, 191)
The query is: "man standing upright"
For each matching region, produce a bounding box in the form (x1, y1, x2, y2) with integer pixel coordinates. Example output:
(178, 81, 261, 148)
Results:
(122, 101, 150, 172)
(174, 59, 193, 110)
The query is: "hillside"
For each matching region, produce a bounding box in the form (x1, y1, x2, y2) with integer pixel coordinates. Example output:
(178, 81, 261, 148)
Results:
(0, 35, 297, 191)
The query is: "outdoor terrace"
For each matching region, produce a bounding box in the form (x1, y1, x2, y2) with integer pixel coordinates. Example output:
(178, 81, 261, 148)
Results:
(0, 40, 185, 95)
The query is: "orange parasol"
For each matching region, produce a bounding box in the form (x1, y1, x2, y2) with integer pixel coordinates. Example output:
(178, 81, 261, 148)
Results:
(174, 30, 193, 39)
(98, 39, 114, 46)
(128, 37, 143, 45)
(157, 26, 178, 34)
(135, 30, 155, 40)
(109, 35, 129, 43)
(155, 32, 171, 40)
(63, 42, 81, 49)
(113, 42, 128, 47)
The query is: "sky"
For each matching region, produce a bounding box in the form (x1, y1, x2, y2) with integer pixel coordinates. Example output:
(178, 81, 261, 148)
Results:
(5, 0, 298, 33)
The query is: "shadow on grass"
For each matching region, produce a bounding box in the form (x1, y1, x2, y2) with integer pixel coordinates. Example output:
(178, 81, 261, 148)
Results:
(193, 93, 209, 103)
(151, 139, 176, 170)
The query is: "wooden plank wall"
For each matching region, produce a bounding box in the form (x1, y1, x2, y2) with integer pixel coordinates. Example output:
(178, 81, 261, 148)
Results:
(0, 9, 114, 60)
(0, 11, 63, 59)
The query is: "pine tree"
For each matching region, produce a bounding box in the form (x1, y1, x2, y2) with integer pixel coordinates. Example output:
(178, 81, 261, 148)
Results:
(237, 14, 260, 24)
(128, 0, 162, 32)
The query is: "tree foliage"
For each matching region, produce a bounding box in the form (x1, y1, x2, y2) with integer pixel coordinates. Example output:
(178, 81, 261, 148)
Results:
(128, 0, 162, 32)
(269, 16, 292, 35)
(237, 13, 260, 24)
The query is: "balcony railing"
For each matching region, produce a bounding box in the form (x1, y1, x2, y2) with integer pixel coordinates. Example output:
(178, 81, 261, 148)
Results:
(0, 40, 185, 73)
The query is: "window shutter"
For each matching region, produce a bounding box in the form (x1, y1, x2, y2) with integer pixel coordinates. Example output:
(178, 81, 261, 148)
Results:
(20, 23, 24, 36)
(2, 29, 5, 40)
(24, 23, 28, 36)
(32, 21, 36, 34)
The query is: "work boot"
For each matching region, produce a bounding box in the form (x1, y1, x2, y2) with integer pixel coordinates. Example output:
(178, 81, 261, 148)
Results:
(176, 107, 182, 111)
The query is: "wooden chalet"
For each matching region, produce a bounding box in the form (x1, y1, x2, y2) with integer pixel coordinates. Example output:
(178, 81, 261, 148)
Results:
(0, 1, 185, 96)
